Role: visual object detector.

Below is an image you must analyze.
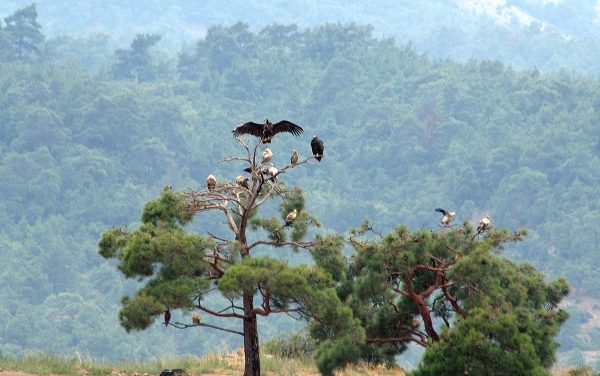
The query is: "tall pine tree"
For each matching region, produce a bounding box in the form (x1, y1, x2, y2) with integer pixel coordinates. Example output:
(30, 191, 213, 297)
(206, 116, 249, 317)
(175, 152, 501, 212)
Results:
(336, 221, 569, 373)
(98, 137, 363, 376)
(3, 3, 44, 62)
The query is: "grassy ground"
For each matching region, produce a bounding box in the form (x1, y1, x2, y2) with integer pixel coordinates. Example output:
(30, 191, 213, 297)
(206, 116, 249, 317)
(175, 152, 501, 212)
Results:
(0, 352, 406, 376)
(0, 353, 596, 376)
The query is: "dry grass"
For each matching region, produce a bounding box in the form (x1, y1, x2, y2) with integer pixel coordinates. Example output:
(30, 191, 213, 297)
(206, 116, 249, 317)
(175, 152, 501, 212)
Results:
(550, 365, 599, 376)
(0, 351, 406, 376)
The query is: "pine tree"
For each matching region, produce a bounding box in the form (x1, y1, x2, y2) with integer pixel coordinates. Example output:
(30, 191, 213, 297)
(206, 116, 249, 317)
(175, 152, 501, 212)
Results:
(98, 137, 362, 376)
(337, 221, 569, 372)
(3, 3, 44, 62)
(111, 33, 161, 82)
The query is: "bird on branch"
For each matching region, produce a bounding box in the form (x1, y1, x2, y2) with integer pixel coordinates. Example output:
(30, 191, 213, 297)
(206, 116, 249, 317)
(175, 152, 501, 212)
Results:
(285, 209, 298, 226)
(435, 208, 456, 227)
(476, 214, 491, 235)
(267, 165, 278, 182)
(262, 148, 273, 164)
(232, 119, 303, 143)
(311, 136, 324, 161)
(192, 312, 201, 325)
(236, 175, 249, 189)
(206, 174, 217, 192)
(290, 150, 298, 166)
(164, 309, 171, 327)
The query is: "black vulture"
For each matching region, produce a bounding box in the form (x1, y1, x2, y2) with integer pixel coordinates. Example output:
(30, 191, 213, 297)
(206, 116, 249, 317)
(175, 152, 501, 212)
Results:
(311, 136, 324, 161)
(164, 309, 171, 327)
(435, 208, 456, 227)
(232, 119, 303, 143)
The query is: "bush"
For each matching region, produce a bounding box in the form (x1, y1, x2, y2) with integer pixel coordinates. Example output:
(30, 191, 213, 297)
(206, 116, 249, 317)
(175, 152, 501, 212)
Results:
(263, 331, 316, 358)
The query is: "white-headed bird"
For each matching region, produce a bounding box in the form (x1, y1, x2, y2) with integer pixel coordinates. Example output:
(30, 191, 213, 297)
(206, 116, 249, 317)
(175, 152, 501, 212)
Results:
(267, 165, 278, 182)
(262, 148, 273, 164)
(477, 214, 491, 234)
(236, 175, 249, 189)
(435, 208, 456, 227)
(192, 313, 201, 326)
(290, 150, 298, 166)
(206, 174, 217, 191)
(285, 209, 298, 226)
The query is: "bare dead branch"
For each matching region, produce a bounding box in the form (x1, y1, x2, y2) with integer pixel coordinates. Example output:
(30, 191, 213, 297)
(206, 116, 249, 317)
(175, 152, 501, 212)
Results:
(247, 239, 317, 252)
(169, 321, 243, 336)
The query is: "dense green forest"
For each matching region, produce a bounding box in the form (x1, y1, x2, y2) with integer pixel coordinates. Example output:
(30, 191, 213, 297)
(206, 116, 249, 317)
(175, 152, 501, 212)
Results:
(1, 2, 600, 370)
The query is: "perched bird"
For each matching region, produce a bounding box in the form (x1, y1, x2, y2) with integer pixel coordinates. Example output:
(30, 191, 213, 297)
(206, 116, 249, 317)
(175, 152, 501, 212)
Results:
(285, 209, 298, 226)
(232, 119, 303, 143)
(192, 313, 201, 326)
(236, 175, 249, 189)
(290, 150, 298, 166)
(164, 309, 171, 327)
(477, 215, 491, 234)
(311, 136, 324, 161)
(262, 148, 273, 164)
(267, 165, 278, 182)
(412, 318, 420, 329)
(206, 174, 217, 191)
(435, 208, 456, 227)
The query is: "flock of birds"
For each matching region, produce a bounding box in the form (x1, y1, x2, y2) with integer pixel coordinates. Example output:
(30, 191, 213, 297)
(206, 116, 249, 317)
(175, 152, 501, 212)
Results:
(202, 119, 324, 228)
(168, 118, 493, 328)
(435, 207, 492, 237)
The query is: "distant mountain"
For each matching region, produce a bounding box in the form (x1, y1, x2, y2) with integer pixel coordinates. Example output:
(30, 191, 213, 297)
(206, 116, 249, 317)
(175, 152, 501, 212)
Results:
(1, 1, 600, 74)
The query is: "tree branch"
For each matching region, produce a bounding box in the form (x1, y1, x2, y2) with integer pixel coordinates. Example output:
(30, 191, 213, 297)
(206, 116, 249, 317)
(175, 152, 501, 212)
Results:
(169, 321, 243, 336)
(197, 302, 248, 319)
(247, 239, 317, 251)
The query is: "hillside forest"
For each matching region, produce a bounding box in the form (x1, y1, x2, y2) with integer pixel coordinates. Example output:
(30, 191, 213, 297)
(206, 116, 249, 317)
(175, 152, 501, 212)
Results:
(0, 1, 599, 371)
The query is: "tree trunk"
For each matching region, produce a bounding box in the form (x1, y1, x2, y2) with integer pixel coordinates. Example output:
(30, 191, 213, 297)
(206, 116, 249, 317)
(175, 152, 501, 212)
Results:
(243, 291, 260, 376)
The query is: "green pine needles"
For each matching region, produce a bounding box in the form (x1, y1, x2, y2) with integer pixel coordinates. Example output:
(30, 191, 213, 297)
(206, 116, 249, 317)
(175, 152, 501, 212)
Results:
(99, 138, 569, 375)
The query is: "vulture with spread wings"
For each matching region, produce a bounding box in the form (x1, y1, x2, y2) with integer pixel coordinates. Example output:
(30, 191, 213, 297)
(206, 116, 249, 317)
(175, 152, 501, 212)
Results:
(232, 119, 303, 143)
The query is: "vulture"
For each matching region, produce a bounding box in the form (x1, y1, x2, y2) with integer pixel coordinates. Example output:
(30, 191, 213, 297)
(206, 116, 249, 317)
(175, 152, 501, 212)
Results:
(435, 208, 456, 227)
(164, 309, 171, 327)
(262, 148, 273, 164)
(236, 175, 249, 189)
(267, 165, 278, 182)
(311, 136, 324, 161)
(477, 215, 491, 234)
(232, 119, 303, 143)
(192, 312, 201, 326)
(290, 150, 298, 166)
(285, 209, 298, 226)
(206, 174, 217, 191)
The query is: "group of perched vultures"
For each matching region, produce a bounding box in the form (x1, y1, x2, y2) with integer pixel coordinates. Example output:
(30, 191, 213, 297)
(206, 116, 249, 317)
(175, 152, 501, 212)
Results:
(160, 119, 492, 375)
(206, 118, 324, 198)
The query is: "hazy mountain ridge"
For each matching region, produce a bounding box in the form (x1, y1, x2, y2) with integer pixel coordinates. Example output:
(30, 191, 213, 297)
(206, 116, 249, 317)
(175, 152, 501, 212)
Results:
(1, 1, 600, 74)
